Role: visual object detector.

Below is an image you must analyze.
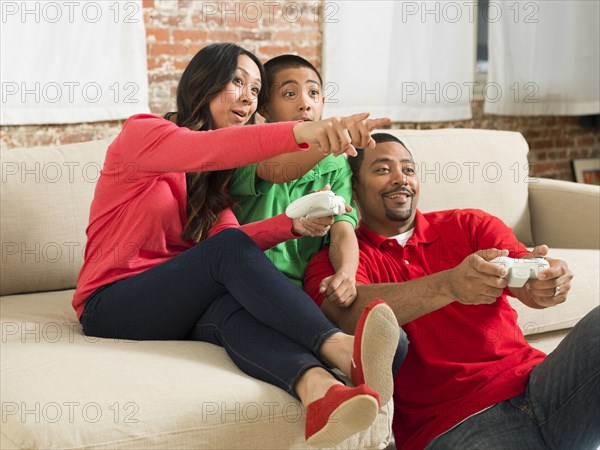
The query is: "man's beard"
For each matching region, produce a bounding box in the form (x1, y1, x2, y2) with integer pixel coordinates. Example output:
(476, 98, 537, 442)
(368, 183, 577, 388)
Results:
(384, 198, 413, 222)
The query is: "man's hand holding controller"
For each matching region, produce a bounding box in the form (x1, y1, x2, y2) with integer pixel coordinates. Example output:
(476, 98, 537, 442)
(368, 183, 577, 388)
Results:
(447, 246, 572, 308)
(489, 255, 550, 288)
(509, 245, 573, 308)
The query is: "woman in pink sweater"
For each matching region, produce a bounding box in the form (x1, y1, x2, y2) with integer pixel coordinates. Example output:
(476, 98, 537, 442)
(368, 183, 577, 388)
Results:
(73, 43, 399, 447)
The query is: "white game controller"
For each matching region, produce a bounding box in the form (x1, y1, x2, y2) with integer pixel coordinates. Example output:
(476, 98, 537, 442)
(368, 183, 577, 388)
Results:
(285, 191, 347, 219)
(490, 256, 550, 288)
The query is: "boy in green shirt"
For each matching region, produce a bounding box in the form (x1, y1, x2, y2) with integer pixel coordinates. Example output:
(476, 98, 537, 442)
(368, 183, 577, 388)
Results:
(229, 55, 389, 306)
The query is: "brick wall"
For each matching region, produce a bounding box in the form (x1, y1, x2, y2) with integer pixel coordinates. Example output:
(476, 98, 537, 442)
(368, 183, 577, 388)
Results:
(388, 102, 600, 181)
(1, 0, 598, 182)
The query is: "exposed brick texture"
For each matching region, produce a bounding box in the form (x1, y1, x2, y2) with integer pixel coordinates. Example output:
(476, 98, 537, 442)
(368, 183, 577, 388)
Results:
(388, 101, 600, 182)
(2, 0, 598, 182)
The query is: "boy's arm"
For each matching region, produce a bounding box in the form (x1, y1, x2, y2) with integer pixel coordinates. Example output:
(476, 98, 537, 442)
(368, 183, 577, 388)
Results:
(319, 221, 359, 306)
(255, 117, 391, 183)
(317, 154, 360, 305)
(256, 145, 326, 183)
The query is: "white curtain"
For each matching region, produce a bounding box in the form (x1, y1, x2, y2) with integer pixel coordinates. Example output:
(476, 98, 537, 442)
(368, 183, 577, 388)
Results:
(1, 0, 149, 125)
(486, 0, 600, 115)
(322, 1, 476, 122)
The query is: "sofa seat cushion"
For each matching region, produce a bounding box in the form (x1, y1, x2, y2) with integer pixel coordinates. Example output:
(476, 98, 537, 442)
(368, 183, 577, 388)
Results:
(508, 248, 599, 337)
(0, 291, 392, 450)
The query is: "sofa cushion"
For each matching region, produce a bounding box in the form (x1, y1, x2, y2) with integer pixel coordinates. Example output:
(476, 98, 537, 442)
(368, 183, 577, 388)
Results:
(525, 328, 570, 355)
(1, 138, 113, 296)
(507, 248, 600, 337)
(0, 291, 393, 449)
(376, 128, 534, 245)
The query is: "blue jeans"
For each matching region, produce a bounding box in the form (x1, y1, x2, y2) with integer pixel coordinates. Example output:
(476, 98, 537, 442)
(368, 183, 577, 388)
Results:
(426, 306, 600, 450)
(81, 228, 341, 397)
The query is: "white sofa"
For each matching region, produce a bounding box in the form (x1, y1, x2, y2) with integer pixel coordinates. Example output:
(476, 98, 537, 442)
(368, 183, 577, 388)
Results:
(0, 136, 392, 450)
(1, 128, 598, 449)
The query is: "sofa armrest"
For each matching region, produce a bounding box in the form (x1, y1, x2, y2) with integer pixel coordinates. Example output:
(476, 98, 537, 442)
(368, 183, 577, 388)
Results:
(528, 178, 600, 249)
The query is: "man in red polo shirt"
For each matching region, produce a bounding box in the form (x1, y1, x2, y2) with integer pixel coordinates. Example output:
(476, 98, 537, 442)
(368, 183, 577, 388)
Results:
(304, 133, 599, 450)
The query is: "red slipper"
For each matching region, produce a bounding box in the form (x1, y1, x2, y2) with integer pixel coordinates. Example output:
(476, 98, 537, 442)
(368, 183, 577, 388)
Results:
(305, 384, 379, 448)
(350, 299, 399, 406)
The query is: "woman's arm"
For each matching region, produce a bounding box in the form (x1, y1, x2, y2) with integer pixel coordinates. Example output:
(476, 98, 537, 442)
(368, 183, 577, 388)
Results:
(207, 209, 297, 250)
(208, 209, 335, 251)
(112, 114, 307, 174)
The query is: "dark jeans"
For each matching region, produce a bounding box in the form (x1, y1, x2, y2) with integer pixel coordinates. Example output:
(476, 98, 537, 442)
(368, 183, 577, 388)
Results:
(426, 306, 600, 450)
(81, 228, 341, 396)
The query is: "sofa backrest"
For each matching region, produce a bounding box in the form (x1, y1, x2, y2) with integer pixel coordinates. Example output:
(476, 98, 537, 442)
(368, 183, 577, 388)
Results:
(1, 138, 113, 296)
(375, 128, 534, 245)
(1, 128, 534, 296)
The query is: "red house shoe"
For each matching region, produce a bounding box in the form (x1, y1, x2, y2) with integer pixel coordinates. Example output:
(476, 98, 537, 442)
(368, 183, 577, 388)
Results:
(350, 299, 399, 406)
(305, 384, 379, 448)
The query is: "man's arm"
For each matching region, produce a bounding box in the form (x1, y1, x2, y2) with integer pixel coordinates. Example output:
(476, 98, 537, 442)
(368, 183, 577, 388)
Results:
(323, 271, 456, 333)
(319, 249, 511, 333)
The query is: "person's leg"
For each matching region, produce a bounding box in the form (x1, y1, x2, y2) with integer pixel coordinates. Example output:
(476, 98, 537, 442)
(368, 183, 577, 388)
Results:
(191, 292, 380, 448)
(189, 291, 341, 398)
(80, 228, 397, 446)
(525, 305, 600, 449)
(82, 229, 339, 354)
(425, 399, 546, 450)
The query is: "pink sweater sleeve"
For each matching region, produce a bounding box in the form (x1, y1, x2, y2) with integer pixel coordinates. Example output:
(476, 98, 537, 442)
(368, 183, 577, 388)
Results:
(110, 114, 307, 174)
(207, 209, 298, 250)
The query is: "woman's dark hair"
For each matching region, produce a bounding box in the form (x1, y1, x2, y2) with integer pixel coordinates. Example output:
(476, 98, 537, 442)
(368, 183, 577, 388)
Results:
(170, 43, 267, 243)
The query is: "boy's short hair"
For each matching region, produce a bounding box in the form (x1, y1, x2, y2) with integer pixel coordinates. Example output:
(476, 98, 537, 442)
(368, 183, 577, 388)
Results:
(264, 54, 323, 92)
(349, 133, 411, 180)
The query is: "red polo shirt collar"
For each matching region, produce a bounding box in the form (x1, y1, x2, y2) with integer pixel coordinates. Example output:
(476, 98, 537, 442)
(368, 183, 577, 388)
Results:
(357, 210, 440, 249)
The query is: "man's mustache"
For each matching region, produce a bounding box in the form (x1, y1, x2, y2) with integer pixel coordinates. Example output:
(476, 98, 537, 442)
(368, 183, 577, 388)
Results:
(382, 186, 414, 197)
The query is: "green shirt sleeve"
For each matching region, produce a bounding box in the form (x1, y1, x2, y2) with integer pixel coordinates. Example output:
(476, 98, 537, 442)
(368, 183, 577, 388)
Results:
(229, 163, 274, 197)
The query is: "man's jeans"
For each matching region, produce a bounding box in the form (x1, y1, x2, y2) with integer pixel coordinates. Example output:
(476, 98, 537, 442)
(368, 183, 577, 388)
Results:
(427, 306, 600, 450)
